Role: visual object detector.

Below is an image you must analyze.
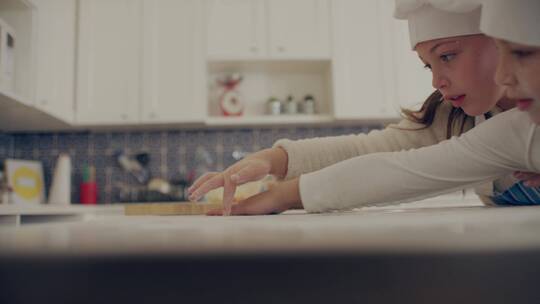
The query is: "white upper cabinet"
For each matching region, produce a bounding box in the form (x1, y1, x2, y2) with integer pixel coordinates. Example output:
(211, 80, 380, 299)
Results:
(332, 0, 432, 120)
(206, 0, 266, 60)
(31, 0, 76, 123)
(0, 0, 36, 104)
(206, 0, 331, 60)
(76, 0, 141, 125)
(377, 0, 433, 113)
(267, 0, 330, 59)
(332, 0, 387, 119)
(141, 0, 206, 123)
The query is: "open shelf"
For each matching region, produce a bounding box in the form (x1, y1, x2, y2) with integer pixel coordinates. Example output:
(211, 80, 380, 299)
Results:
(207, 60, 334, 125)
(205, 114, 334, 127)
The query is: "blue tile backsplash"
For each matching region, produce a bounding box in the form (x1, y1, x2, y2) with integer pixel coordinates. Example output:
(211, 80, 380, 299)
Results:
(0, 125, 381, 204)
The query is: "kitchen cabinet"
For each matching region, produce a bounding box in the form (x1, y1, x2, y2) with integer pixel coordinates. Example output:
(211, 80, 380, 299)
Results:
(76, 0, 141, 125)
(0, 0, 71, 132)
(332, 0, 432, 120)
(206, 0, 266, 60)
(206, 0, 331, 60)
(267, 0, 330, 59)
(32, 0, 76, 123)
(378, 0, 433, 114)
(141, 0, 206, 123)
(77, 0, 206, 126)
(332, 0, 386, 120)
(386, 19, 434, 112)
(8, 0, 436, 129)
(0, 0, 35, 104)
(205, 0, 332, 126)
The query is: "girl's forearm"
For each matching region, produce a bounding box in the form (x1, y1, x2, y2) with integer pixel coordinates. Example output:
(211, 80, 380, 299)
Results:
(276, 177, 303, 210)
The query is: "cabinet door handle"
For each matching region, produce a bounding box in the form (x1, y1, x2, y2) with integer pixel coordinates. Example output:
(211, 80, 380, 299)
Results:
(41, 99, 49, 106)
(250, 46, 259, 53)
(121, 114, 129, 120)
(149, 112, 157, 119)
(277, 46, 286, 52)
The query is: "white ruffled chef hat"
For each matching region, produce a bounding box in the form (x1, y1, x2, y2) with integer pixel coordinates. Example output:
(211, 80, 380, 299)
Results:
(480, 0, 540, 47)
(394, 0, 482, 49)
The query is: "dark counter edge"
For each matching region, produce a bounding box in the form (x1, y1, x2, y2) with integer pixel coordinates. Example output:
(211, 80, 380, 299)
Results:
(1, 250, 539, 304)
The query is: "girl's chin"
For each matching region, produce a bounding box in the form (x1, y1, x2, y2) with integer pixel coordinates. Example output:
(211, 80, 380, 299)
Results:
(460, 99, 497, 117)
(461, 106, 485, 117)
(530, 109, 540, 125)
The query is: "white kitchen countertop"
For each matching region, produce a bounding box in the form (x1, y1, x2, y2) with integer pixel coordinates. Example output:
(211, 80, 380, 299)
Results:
(0, 203, 124, 216)
(2, 196, 540, 304)
(1, 199, 539, 256)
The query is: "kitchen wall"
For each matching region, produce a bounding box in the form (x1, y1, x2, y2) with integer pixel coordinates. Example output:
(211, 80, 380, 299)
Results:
(0, 133, 13, 159)
(1, 125, 381, 204)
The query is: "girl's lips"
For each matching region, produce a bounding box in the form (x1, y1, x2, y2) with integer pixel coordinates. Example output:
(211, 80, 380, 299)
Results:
(447, 95, 466, 107)
(517, 99, 534, 111)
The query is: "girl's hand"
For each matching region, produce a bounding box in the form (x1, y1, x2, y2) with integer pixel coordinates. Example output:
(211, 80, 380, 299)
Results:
(187, 147, 288, 216)
(514, 171, 540, 187)
(206, 178, 303, 216)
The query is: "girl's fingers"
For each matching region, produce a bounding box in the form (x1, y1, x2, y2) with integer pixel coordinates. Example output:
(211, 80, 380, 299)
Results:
(204, 191, 284, 216)
(189, 174, 225, 201)
(222, 173, 237, 216)
(206, 208, 223, 216)
(188, 172, 219, 194)
(524, 176, 540, 187)
(514, 171, 539, 179)
(526, 180, 540, 187)
(230, 192, 285, 215)
(514, 171, 540, 187)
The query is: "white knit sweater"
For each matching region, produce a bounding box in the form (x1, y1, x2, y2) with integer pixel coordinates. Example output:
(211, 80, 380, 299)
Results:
(274, 102, 518, 206)
(295, 108, 539, 212)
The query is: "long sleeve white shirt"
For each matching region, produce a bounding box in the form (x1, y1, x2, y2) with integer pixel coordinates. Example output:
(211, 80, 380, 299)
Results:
(299, 109, 540, 213)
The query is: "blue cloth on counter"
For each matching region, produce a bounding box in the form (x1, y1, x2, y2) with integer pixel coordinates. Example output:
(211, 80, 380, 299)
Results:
(492, 181, 540, 205)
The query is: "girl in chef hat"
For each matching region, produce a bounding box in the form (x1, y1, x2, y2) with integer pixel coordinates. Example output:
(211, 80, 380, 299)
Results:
(480, 0, 540, 193)
(189, 0, 540, 215)
(481, 0, 540, 123)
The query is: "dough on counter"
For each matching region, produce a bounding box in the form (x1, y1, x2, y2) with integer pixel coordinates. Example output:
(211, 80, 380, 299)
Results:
(124, 202, 222, 216)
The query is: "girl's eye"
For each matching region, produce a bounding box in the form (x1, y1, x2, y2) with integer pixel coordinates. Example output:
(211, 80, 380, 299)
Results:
(423, 63, 432, 70)
(440, 53, 456, 62)
(511, 50, 534, 59)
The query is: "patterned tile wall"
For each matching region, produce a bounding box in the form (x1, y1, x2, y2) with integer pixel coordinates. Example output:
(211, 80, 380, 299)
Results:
(1, 125, 381, 204)
(0, 133, 13, 160)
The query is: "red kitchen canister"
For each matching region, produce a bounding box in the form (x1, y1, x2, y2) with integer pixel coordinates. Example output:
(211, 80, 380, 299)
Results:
(80, 165, 97, 205)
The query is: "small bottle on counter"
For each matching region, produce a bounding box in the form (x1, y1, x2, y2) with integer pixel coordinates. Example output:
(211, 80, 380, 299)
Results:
(285, 95, 298, 114)
(301, 94, 317, 115)
(80, 165, 97, 205)
(266, 97, 283, 115)
(0, 165, 12, 204)
(48, 153, 72, 205)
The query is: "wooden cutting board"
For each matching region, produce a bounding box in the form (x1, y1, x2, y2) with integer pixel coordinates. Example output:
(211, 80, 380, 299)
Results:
(124, 202, 222, 216)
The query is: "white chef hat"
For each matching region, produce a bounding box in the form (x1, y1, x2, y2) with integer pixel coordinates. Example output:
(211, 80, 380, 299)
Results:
(394, 0, 482, 49)
(480, 0, 540, 47)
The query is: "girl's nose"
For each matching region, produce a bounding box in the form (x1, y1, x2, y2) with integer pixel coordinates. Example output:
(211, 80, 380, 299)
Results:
(432, 71, 450, 90)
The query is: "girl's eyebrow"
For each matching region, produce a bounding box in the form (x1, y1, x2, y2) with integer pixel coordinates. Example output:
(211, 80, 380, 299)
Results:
(430, 40, 459, 53)
(418, 40, 459, 63)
